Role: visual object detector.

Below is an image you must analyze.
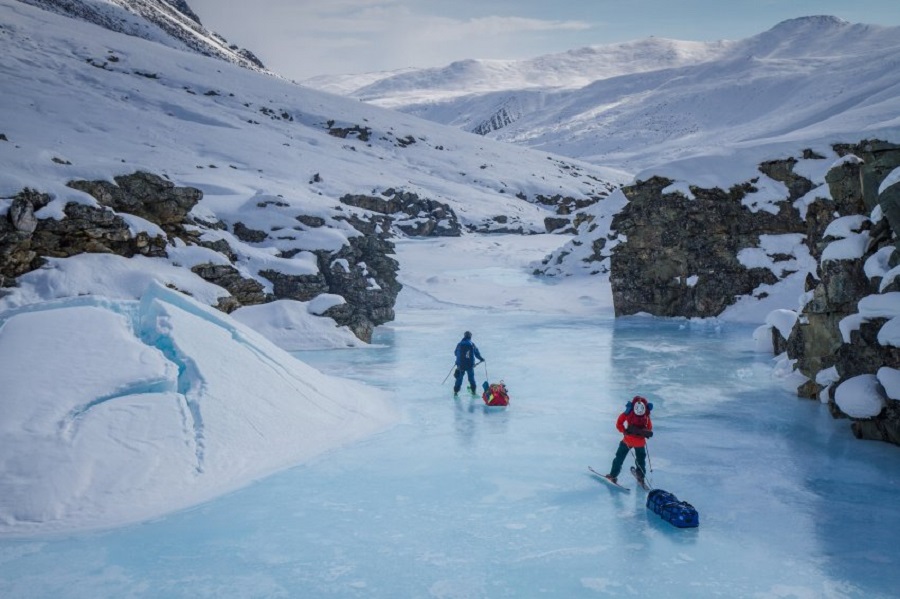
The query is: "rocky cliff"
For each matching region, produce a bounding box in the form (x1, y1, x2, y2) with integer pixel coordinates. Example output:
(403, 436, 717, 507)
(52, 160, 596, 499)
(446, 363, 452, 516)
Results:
(601, 140, 900, 446)
(608, 171, 809, 318)
(776, 141, 900, 445)
(0, 171, 402, 343)
(16, 0, 266, 72)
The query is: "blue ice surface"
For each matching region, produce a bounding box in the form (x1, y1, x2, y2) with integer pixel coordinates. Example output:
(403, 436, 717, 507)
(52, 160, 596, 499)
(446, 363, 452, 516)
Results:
(1, 307, 900, 598)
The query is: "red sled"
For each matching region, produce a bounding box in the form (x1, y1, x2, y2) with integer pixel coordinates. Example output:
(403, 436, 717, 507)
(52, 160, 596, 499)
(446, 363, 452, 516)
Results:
(482, 381, 510, 406)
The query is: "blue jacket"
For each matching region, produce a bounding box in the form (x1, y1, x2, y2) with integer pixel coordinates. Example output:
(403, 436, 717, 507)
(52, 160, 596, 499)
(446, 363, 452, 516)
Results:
(454, 338, 483, 369)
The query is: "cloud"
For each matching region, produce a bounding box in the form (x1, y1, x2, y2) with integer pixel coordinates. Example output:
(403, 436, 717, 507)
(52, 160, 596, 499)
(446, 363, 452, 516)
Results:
(414, 15, 591, 42)
(190, 0, 594, 79)
(281, 8, 592, 76)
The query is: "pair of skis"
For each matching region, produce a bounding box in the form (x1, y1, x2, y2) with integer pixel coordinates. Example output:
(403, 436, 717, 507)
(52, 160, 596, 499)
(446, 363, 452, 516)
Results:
(588, 466, 650, 493)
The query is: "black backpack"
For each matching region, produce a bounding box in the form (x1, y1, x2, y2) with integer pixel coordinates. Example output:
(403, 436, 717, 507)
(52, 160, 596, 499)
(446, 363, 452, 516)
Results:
(457, 342, 475, 366)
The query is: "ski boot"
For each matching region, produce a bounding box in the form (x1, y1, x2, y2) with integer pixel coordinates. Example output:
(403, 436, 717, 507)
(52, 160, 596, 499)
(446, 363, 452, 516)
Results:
(630, 466, 650, 491)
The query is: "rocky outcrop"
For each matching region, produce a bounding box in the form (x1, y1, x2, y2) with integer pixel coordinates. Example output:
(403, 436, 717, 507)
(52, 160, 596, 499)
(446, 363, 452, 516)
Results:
(534, 193, 604, 234)
(68, 171, 201, 239)
(0, 187, 168, 287)
(190, 263, 270, 312)
(319, 214, 402, 342)
(609, 174, 806, 317)
(472, 103, 521, 136)
(18, 0, 267, 72)
(1, 171, 405, 344)
(252, 211, 402, 341)
(339, 185, 608, 237)
(776, 140, 900, 445)
(598, 140, 899, 446)
(340, 189, 463, 237)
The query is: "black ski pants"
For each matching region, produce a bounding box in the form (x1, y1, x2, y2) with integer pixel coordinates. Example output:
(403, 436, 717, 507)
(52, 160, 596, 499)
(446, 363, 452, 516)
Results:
(609, 441, 646, 479)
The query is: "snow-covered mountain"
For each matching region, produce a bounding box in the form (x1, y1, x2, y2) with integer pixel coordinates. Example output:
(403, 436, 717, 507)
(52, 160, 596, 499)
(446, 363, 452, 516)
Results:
(0, 0, 627, 535)
(1, 0, 899, 539)
(304, 36, 734, 102)
(298, 14, 899, 450)
(305, 16, 900, 173)
(16, 0, 267, 72)
(0, 0, 625, 320)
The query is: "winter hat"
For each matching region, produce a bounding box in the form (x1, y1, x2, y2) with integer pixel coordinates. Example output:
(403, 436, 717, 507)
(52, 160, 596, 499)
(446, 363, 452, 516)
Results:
(464, 331, 472, 339)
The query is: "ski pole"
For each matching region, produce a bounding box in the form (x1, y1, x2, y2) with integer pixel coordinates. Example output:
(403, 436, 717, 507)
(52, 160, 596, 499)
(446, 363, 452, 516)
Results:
(629, 446, 652, 488)
(646, 444, 653, 473)
(442, 363, 457, 385)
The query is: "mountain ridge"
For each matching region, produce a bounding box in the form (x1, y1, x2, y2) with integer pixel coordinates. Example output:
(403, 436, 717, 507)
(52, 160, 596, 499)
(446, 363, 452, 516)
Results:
(0, 0, 627, 342)
(303, 15, 900, 174)
(16, 0, 267, 71)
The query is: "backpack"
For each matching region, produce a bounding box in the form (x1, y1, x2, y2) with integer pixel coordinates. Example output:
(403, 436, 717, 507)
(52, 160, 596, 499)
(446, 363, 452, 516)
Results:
(457, 341, 475, 367)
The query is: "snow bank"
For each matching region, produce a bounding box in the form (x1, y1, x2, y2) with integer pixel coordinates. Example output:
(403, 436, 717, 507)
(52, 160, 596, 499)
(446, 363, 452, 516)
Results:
(0, 253, 229, 312)
(879, 367, 900, 401)
(231, 297, 366, 350)
(834, 374, 886, 418)
(0, 282, 396, 536)
(821, 215, 871, 264)
(839, 293, 900, 344)
(879, 317, 900, 348)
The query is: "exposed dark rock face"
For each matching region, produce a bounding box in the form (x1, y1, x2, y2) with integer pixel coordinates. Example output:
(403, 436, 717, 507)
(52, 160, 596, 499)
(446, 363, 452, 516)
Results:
(232, 222, 268, 243)
(68, 171, 201, 238)
(340, 189, 463, 237)
(472, 102, 521, 136)
(609, 175, 805, 317)
(1, 171, 404, 344)
(780, 140, 900, 445)
(0, 187, 168, 287)
(534, 193, 606, 234)
(190, 263, 270, 312)
(17, 0, 267, 72)
(544, 217, 570, 233)
(321, 214, 402, 342)
(258, 270, 328, 302)
(603, 140, 900, 446)
(852, 403, 900, 445)
(164, 0, 201, 25)
(339, 186, 610, 237)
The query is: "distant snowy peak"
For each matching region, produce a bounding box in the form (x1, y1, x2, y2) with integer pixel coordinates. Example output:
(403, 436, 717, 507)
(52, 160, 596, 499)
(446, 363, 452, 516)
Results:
(735, 15, 900, 59)
(308, 37, 733, 106)
(306, 14, 900, 108)
(301, 68, 420, 97)
(528, 37, 734, 83)
(15, 0, 267, 72)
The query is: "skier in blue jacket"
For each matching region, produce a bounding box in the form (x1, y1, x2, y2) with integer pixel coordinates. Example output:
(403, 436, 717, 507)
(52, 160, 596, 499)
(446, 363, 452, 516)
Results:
(453, 331, 484, 395)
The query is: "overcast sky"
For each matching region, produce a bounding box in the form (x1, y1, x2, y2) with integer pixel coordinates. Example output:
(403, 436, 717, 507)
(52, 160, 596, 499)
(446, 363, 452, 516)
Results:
(186, 0, 900, 81)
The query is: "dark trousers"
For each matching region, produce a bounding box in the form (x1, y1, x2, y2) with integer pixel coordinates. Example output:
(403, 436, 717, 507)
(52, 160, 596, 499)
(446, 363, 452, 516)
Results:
(453, 366, 476, 393)
(610, 441, 646, 478)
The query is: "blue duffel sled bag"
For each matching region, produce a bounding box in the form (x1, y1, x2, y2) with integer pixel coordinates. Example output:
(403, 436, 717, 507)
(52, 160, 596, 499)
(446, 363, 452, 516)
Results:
(646, 489, 699, 528)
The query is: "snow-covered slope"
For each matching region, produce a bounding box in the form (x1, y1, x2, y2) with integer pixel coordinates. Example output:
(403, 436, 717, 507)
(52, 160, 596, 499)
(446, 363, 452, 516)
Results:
(0, 283, 397, 535)
(0, 0, 626, 535)
(305, 36, 733, 108)
(306, 16, 900, 174)
(0, 0, 627, 309)
(16, 0, 267, 71)
(0, 0, 624, 211)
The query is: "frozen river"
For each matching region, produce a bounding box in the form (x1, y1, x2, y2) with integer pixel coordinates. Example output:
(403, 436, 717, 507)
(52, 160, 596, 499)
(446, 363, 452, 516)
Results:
(1, 236, 899, 598)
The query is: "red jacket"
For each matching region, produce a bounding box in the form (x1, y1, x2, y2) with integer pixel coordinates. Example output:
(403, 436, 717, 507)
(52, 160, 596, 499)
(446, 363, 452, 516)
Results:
(616, 410, 652, 448)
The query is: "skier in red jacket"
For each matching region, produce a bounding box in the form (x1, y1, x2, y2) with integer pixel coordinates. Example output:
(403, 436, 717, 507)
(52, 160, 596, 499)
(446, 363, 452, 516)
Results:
(603, 396, 653, 487)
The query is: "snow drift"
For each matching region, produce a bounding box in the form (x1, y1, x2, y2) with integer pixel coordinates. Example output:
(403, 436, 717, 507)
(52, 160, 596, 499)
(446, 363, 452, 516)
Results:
(0, 282, 395, 536)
